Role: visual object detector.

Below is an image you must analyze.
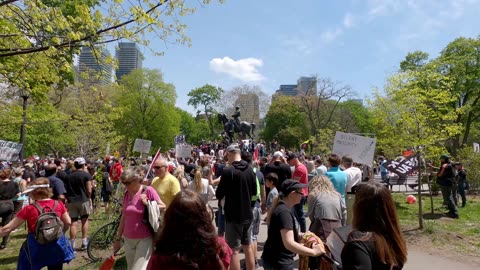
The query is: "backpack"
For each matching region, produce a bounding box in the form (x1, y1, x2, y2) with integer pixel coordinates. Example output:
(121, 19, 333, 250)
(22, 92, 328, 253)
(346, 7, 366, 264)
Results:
(32, 201, 64, 245)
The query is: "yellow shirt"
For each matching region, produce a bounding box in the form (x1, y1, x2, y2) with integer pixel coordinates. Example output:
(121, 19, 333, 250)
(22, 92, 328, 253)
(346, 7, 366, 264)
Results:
(151, 173, 180, 208)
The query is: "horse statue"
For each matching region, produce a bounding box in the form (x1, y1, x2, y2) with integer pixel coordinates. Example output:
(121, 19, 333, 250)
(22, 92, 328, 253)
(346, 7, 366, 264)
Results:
(217, 113, 256, 142)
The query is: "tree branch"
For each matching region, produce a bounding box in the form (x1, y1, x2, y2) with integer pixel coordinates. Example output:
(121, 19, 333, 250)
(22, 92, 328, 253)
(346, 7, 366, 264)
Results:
(0, 0, 18, 7)
(0, 0, 169, 57)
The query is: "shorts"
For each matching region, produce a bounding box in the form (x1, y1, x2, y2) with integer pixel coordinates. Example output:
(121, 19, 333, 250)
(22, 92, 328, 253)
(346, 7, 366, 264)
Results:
(225, 220, 252, 250)
(67, 201, 90, 220)
(250, 206, 262, 240)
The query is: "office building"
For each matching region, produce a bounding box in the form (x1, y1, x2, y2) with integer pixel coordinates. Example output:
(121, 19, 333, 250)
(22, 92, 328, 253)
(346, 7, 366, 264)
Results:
(78, 47, 113, 85)
(297, 76, 317, 95)
(274, 85, 298, 96)
(116, 42, 143, 81)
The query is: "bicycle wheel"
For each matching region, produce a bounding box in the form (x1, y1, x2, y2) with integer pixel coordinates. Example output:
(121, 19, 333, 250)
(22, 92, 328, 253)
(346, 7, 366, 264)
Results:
(87, 221, 123, 261)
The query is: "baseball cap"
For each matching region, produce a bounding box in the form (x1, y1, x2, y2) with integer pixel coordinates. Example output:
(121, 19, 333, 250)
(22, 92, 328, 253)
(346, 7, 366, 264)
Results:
(286, 153, 298, 162)
(226, 144, 241, 153)
(273, 151, 283, 158)
(74, 157, 86, 165)
(280, 179, 308, 195)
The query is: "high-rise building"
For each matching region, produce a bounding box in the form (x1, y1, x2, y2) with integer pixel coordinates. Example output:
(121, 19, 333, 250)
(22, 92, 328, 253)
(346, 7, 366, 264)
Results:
(78, 47, 112, 85)
(116, 42, 143, 81)
(297, 76, 317, 95)
(234, 93, 260, 125)
(274, 85, 298, 96)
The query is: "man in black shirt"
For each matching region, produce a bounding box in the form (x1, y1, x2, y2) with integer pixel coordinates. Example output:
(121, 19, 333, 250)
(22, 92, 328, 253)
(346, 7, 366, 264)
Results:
(64, 157, 92, 251)
(45, 163, 66, 203)
(216, 144, 257, 270)
(263, 151, 292, 187)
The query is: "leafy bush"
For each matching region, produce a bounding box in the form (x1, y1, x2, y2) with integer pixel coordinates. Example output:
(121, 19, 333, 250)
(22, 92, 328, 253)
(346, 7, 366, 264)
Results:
(457, 148, 480, 191)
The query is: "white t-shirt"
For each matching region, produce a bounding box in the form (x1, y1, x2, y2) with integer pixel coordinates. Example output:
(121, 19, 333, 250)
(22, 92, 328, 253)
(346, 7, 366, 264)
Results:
(344, 166, 362, 193)
(187, 178, 215, 203)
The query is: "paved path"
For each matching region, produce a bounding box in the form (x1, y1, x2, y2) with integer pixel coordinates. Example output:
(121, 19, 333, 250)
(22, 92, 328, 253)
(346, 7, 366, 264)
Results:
(225, 204, 478, 270)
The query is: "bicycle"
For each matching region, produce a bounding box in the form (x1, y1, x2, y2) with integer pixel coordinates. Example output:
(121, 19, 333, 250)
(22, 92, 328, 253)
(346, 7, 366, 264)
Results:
(87, 197, 124, 261)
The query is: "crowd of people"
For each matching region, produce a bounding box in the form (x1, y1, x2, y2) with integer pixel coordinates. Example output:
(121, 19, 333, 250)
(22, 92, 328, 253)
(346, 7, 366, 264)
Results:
(1, 142, 468, 270)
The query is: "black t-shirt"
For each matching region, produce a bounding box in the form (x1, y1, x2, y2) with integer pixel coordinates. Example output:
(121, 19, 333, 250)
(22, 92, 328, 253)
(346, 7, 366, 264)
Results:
(264, 161, 292, 187)
(341, 231, 404, 270)
(56, 169, 67, 182)
(0, 181, 20, 201)
(48, 175, 66, 200)
(262, 201, 299, 269)
(64, 170, 91, 203)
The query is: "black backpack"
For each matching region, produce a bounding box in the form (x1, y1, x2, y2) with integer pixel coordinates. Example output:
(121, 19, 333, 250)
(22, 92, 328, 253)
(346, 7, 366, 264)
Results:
(32, 201, 64, 245)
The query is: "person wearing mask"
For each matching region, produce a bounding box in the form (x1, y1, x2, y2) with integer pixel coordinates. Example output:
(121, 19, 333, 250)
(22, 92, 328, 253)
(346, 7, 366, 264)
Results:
(262, 180, 325, 270)
(341, 182, 407, 270)
(148, 190, 232, 269)
(113, 167, 165, 270)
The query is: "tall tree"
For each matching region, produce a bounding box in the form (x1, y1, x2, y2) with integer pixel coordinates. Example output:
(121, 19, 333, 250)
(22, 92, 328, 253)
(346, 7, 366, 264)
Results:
(370, 68, 462, 229)
(400, 51, 429, 72)
(113, 69, 180, 154)
(187, 84, 223, 138)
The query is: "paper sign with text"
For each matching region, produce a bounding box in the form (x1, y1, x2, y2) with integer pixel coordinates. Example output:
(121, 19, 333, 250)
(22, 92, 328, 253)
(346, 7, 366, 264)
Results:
(175, 144, 192, 158)
(0, 140, 23, 161)
(332, 132, 376, 165)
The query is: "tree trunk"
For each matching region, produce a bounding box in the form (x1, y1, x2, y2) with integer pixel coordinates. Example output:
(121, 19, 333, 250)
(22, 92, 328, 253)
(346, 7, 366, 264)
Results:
(19, 94, 28, 161)
(417, 152, 424, 229)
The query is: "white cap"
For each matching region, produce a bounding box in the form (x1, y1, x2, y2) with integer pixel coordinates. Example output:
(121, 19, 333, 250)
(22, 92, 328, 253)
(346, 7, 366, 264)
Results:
(273, 151, 284, 158)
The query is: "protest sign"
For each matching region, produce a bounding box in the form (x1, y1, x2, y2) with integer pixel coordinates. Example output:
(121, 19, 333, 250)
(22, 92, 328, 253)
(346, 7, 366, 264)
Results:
(0, 140, 23, 161)
(332, 132, 376, 165)
(384, 155, 419, 178)
(175, 144, 192, 158)
(174, 135, 186, 145)
(133, 139, 152, 154)
(474, 142, 479, 153)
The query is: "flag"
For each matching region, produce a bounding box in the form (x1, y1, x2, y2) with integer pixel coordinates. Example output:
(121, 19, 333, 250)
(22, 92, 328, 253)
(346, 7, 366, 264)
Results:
(145, 147, 162, 178)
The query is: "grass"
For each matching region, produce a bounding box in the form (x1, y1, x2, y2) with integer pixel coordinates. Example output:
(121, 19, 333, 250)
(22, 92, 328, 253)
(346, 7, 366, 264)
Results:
(2, 192, 479, 269)
(0, 205, 128, 270)
(393, 192, 480, 258)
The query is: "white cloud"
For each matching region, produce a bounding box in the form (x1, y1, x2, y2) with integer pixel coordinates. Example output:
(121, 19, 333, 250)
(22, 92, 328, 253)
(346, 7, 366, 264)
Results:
(343, 13, 355, 28)
(209, 57, 265, 82)
(321, 28, 343, 43)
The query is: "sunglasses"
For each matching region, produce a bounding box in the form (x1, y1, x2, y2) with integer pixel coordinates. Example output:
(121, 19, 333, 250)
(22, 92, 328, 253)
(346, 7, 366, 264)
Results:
(153, 165, 167, 169)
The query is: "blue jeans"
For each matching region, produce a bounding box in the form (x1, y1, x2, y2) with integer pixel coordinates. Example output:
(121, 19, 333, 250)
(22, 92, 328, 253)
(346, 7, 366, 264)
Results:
(292, 196, 307, 233)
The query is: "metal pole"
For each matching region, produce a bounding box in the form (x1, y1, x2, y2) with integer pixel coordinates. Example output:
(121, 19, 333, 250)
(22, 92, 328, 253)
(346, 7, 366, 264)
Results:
(19, 94, 28, 161)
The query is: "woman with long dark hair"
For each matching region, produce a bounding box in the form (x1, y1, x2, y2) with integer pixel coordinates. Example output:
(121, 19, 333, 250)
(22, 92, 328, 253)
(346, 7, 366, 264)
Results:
(148, 190, 232, 270)
(341, 182, 407, 270)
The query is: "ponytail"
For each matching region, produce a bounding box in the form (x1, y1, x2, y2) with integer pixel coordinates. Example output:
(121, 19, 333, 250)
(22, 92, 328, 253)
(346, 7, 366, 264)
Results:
(194, 170, 202, 193)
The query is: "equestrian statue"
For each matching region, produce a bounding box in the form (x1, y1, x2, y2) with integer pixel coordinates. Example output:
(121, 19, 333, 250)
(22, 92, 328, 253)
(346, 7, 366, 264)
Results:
(218, 106, 256, 144)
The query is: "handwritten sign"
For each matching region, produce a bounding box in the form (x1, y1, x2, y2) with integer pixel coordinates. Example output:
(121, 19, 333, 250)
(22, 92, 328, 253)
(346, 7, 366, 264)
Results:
(384, 155, 418, 178)
(332, 132, 376, 165)
(0, 140, 23, 161)
(175, 144, 192, 158)
(133, 139, 152, 154)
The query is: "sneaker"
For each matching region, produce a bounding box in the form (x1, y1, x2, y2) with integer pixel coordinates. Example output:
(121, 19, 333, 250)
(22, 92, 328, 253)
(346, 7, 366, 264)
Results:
(79, 243, 88, 251)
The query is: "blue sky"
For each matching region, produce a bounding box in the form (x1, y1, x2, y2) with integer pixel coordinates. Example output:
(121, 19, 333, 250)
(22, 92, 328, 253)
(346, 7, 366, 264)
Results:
(136, 0, 480, 113)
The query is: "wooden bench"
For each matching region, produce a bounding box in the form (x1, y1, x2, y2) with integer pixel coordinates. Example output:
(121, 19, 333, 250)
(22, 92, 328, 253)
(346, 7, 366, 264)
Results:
(373, 175, 419, 192)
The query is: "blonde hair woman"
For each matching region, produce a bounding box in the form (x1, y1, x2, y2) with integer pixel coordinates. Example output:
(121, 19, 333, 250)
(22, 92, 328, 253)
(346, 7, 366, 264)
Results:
(0, 177, 74, 269)
(307, 175, 344, 241)
(187, 166, 215, 204)
(173, 165, 189, 190)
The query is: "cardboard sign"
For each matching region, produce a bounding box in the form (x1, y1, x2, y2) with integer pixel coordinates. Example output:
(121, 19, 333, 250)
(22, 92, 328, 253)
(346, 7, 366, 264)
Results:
(133, 139, 152, 154)
(174, 135, 186, 145)
(332, 132, 376, 165)
(175, 144, 192, 158)
(0, 140, 23, 161)
(384, 155, 418, 178)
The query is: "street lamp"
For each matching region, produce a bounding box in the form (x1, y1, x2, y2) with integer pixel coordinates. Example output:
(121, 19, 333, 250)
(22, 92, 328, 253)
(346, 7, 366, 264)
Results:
(19, 89, 29, 161)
